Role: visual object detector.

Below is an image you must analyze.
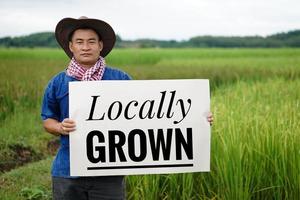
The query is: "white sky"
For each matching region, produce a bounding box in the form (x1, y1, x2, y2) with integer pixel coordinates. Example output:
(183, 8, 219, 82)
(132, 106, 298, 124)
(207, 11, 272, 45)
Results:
(0, 0, 299, 40)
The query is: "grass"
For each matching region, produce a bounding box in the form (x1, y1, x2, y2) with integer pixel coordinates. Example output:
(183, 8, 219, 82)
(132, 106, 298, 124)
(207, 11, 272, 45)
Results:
(126, 78, 300, 200)
(210, 78, 300, 199)
(0, 158, 52, 200)
(0, 47, 299, 199)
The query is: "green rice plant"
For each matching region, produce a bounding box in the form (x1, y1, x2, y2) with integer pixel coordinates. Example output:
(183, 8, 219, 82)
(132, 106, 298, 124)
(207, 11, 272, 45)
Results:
(0, 48, 299, 199)
(198, 78, 300, 199)
(126, 78, 300, 200)
(107, 48, 300, 89)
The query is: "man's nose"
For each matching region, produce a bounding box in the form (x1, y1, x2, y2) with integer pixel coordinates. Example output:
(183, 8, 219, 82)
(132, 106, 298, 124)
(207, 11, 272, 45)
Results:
(82, 42, 90, 50)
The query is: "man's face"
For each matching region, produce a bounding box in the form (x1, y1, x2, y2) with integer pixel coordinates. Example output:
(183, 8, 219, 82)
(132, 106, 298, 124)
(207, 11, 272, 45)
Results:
(69, 29, 103, 68)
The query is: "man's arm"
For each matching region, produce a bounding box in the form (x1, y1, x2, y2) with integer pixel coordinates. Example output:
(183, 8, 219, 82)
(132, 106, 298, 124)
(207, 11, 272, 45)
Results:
(43, 118, 76, 136)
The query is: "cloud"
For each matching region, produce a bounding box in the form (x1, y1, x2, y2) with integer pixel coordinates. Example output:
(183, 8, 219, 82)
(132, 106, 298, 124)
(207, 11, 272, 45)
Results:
(0, 0, 300, 39)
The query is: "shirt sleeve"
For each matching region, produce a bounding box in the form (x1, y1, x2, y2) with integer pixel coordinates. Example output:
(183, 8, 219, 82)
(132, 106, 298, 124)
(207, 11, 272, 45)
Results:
(41, 79, 60, 121)
(122, 72, 132, 80)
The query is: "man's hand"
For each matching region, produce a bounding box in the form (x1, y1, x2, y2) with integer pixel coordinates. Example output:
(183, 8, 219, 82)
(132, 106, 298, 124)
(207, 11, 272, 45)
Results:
(43, 118, 76, 136)
(60, 118, 76, 135)
(207, 112, 214, 126)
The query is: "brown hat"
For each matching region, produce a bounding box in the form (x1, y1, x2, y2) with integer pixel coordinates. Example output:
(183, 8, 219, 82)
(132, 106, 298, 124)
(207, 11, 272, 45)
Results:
(55, 16, 116, 58)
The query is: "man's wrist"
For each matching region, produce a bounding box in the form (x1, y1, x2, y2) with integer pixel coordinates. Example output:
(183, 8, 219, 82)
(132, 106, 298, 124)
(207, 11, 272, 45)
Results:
(55, 123, 64, 136)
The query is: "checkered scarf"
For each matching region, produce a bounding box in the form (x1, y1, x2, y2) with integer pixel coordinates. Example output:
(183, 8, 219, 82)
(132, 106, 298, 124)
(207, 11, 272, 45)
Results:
(66, 56, 106, 81)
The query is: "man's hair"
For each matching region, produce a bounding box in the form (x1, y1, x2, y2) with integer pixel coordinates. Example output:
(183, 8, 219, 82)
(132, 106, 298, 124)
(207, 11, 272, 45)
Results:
(68, 27, 102, 42)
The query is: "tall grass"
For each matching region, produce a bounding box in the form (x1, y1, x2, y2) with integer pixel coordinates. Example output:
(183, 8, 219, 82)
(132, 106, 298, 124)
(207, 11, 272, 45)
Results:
(0, 49, 68, 170)
(0, 158, 52, 199)
(126, 78, 300, 199)
(108, 48, 300, 87)
(0, 48, 299, 199)
(209, 78, 299, 199)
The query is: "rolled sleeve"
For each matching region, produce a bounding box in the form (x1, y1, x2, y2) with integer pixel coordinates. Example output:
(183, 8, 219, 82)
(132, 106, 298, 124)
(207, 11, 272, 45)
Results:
(41, 81, 60, 121)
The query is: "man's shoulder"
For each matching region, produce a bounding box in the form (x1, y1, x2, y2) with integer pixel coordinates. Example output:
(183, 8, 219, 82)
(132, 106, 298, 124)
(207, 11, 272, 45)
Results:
(49, 71, 74, 84)
(104, 66, 132, 80)
(51, 71, 67, 81)
(46, 71, 75, 90)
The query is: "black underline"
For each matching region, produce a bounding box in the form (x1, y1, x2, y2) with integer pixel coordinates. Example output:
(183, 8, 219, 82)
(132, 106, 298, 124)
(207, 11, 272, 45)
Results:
(87, 163, 193, 170)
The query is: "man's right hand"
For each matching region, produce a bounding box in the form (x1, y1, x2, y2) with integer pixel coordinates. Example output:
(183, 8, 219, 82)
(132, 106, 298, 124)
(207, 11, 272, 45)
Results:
(60, 118, 76, 135)
(43, 118, 76, 136)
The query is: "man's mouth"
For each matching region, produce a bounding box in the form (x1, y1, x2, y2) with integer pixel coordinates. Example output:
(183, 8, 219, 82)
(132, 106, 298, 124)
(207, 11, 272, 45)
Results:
(81, 53, 92, 57)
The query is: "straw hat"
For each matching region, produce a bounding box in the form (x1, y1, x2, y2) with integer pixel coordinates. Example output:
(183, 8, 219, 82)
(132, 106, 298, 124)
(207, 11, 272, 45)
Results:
(55, 16, 116, 58)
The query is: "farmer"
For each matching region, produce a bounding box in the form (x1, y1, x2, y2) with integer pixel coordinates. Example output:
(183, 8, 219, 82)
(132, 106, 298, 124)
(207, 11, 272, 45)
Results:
(41, 16, 214, 200)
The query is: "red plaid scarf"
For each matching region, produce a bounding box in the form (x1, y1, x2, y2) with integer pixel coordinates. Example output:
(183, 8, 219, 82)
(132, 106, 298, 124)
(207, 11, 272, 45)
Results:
(66, 56, 106, 81)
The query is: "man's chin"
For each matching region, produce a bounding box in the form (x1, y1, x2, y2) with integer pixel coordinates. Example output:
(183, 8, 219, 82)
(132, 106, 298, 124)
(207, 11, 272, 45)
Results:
(79, 62, 94, 68)
(78, 59, 97, 68)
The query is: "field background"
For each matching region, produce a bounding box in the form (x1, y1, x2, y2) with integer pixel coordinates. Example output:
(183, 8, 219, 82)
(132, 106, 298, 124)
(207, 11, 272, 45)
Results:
(0, 48, 299, 200)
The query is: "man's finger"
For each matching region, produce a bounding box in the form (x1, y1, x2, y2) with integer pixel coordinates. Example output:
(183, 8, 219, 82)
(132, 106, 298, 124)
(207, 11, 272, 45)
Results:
(62, 122, 76, 128)
(63, 118, 75, 124)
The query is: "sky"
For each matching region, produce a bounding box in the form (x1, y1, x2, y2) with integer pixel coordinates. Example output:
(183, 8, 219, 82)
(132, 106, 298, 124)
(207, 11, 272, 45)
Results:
(0, 0, 300, 40)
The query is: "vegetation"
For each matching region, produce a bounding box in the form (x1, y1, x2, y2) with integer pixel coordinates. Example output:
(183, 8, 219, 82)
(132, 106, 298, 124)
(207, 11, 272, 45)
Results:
(0, 48, 299, 199)
(0, 158, 52, 200)
(0, 32, 58, 48)
(1, 30, 300, 48)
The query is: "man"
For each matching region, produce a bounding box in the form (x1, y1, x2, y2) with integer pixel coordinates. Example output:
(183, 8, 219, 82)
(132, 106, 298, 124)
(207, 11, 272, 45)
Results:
(41, 16, 130, 200)
(41, 16, 214, 200)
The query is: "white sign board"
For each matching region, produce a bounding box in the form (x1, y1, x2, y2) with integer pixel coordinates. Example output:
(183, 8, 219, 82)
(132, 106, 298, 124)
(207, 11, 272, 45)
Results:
(69, 79, 210, 176)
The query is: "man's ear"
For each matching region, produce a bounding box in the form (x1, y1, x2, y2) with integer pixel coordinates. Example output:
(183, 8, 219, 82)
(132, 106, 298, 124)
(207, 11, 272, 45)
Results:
(69, 42, 74, 53)
(99, 41, 103, 52)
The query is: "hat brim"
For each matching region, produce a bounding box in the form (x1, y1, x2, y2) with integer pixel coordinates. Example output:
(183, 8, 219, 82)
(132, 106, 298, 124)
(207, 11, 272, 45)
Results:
(55, 18, 116, 58)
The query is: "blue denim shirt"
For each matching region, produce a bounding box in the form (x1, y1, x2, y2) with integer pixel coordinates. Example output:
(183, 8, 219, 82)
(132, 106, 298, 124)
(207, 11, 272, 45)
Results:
(41, 66, 131, 177)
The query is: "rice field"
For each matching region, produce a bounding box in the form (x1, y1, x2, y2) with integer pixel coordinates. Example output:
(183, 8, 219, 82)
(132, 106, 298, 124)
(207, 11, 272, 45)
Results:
(0, 48, 299, 199)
